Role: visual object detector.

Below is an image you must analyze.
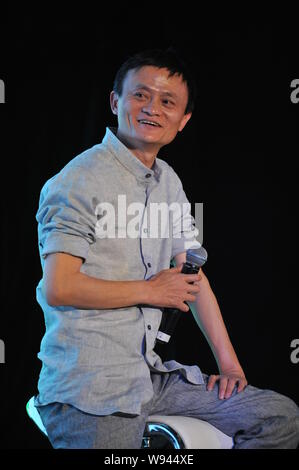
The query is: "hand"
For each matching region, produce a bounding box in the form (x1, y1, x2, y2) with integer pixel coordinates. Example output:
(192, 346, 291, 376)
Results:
(207, 370, 248, 400)
(146, 264, 202, 312)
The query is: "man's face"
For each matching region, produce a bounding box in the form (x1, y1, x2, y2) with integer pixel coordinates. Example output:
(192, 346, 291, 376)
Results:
(110, 66, 192, 152)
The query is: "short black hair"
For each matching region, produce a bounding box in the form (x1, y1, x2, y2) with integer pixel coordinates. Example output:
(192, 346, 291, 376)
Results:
(113, 48, 197, 114)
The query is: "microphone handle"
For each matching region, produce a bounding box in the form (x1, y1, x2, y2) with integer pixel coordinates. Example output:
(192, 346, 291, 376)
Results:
(155, 262, 200, 345)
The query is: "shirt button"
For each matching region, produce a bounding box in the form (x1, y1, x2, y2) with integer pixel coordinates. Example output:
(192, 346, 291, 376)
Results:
(147, 262, 151, 268)
(147, 325, 152, 330)
(145, 173, 151, 178)
(143, 228, 148, 233)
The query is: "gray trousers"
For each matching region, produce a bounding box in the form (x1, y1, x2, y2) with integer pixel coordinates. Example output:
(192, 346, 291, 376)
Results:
(37, 370, 299, 449)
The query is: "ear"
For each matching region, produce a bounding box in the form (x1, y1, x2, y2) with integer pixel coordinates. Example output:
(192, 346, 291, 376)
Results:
(178, 112, 192, 132)
(110, 91, 119, 115)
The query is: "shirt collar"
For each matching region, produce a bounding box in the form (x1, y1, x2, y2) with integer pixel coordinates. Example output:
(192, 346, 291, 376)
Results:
(102, 127, 162, 185)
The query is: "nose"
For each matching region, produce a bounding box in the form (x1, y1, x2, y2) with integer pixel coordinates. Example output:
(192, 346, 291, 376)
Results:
(142, 96, 161, 116)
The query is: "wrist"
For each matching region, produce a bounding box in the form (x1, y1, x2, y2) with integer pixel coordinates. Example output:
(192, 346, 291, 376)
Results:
(137, 280, 153, 305)
(218, 361, 245, 377)
(215, 350, 244, 376)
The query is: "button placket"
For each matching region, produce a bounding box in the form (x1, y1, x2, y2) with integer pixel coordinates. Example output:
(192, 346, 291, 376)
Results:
(143, 311, 154, 349)
(145, 253, 153, 271)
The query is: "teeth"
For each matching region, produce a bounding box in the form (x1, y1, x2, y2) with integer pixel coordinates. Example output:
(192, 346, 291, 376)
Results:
(139, 120, 159, 126)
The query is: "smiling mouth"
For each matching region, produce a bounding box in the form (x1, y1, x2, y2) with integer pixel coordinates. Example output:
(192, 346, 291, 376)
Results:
(138, 119, 161, 127)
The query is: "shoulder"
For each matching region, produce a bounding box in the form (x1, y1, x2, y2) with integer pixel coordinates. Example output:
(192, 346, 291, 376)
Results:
(40, 142, 112, 195)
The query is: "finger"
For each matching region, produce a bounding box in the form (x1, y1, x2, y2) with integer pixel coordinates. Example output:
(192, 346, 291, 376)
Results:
(219, 377, 228, 399)
(237, 378, 248, 393)
(207, 375, 218, 391)
(224, 379, 238, 399)
(184, 274, 202, 283)
(188, 284, 201, 293)
(179, 302, 190, 312)
(185, 294, 197, 303)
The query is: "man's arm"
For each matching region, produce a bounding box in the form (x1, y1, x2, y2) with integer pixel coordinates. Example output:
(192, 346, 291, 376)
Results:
(174, 251, 248, 399)
(43, 252, 149, 309)
(43, 252, 201, 310)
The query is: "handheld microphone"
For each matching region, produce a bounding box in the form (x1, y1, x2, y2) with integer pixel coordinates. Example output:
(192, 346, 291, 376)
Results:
(155, 246, 208, 346)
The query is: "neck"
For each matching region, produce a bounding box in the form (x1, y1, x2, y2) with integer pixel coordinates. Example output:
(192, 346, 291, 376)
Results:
(116, 130, 159, 169)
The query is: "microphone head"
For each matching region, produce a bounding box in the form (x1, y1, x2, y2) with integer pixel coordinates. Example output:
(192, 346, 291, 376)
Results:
(186, 246, 208, 268)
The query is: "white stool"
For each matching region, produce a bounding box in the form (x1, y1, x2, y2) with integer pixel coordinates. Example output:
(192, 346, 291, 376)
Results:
(26, 396, 233, 449)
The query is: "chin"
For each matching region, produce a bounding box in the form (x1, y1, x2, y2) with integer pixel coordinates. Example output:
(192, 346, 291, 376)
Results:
(138, 137, 163, 147)
(135, 131, 160, 143)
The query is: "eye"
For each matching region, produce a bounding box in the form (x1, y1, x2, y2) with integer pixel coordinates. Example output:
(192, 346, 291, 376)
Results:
(162, 98, 175, 107)
(134, 92, 145, 99)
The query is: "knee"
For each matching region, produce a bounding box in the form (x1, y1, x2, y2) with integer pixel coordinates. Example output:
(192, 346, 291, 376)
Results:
(253, 388, 298, 428)
(258, 391, 299, 448)
(264, 389, 297, 417)
(277, 394, 298, 421)
(269, 392, 299, 438)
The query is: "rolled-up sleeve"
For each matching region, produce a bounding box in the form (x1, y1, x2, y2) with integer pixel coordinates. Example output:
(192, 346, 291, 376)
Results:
(36, 165, 97, 261)
(170, 169, 201, 259)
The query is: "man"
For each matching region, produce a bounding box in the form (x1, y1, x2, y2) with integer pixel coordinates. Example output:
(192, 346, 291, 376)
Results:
(35, 48, 299, 449)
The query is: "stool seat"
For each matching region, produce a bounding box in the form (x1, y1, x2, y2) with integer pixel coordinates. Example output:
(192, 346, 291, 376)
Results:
(145, 415, 233, 449)
(26, 397, 233, 449)
(26, 397, 47, 435)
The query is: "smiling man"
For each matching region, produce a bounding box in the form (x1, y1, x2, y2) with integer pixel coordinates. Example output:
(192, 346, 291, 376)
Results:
(34, 48, 299, 449)
(110, 65, 192, 167)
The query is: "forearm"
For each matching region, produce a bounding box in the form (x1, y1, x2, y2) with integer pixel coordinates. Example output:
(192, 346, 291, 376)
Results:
(192, 274, 244, 373)
(44, 251, 200, 311)
(46, 271, 149, 309)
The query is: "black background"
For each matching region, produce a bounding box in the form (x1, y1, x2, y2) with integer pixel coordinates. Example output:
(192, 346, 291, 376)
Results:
(0, 6, 298, 450)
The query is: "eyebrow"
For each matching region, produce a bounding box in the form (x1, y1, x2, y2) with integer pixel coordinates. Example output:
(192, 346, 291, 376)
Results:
(133, 84, 178, 99)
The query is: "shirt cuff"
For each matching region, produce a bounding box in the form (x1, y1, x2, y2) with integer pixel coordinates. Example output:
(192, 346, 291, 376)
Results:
(40, 232, 90, 261)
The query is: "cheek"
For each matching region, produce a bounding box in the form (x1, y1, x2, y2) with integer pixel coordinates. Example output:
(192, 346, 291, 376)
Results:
(118, 105, 133, 127)
(165, 108, 183, 123)
(165, 114, 185, 133)
(123, 99, 140, 117)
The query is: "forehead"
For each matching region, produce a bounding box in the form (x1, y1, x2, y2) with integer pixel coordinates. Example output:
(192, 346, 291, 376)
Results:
(123, 65, 188, 96)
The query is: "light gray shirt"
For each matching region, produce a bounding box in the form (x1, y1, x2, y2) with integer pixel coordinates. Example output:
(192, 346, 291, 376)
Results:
(35, 127, 204, 416)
